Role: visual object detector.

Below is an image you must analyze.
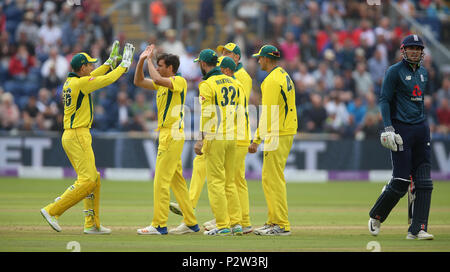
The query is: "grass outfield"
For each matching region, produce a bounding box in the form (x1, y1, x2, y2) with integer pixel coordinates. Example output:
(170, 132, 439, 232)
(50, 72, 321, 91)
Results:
(0, 178, 449, 252)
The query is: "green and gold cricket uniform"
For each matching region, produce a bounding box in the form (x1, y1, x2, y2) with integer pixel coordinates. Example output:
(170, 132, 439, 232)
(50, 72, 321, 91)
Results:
(150, 75, 197, 228)
(44, 59, 126, 229)
(199, 66, 243, 230)
(254, 66, 297, 231)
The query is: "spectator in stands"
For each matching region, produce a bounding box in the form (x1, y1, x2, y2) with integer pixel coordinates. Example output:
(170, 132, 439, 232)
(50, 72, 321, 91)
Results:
(279, 31, 300, 73)
(436, 98, 450, 134)
(36, 88, 59, 130)
(161, 29, 186, 57)
(293, 63, 316, 90)
(22, 95, 39, 128)
(15, 11, 38, 46)
(131, 91, 155, 126)
(435, 76, 450, 101)
(368, 48, 389, 96)
(347, 96, 367, 127)
(41, 46, 69, 89)
(324, 90, 350, 134)
(313, 61, 335, 91)
(359, 113, 382, 139)
(4, 44, 38, 106)
(38, 16, 61, 55)
(352, 62, 373, 97)
(301, 93, 328, 133)
(0, 92, 20, 130)
(299, 33, 317, 64)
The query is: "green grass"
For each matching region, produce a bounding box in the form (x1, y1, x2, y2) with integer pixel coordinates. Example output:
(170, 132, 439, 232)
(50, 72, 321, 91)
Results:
(0, 178, 449, 252)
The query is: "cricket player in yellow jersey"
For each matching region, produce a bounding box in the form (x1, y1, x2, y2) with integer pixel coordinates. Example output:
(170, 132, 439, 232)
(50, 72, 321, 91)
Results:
(40, 41, 135, 234)
(169, 43, 254, 234)
(249, 45, 297, 236)
(194, 49, 243, 236)
(134, 45, 199, 235)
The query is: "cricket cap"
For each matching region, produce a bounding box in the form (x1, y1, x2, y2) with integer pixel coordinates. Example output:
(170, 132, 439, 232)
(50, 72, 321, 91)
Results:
(194, 49, 218, 64)
(71, 52, 98, 70)
(252, 44, 281, 59)
(217, 42, 241, 57)
(217, 56, 236, 71)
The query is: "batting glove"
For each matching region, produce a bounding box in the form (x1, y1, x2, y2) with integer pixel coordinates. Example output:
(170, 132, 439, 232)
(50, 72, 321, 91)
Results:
(119, 43, 135, 72)
(380, 126, 403, 152)
(104, 40, 121, 68)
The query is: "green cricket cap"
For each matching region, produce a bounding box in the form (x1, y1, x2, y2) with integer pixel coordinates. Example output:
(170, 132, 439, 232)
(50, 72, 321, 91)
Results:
(217, 42, 241, 57)
(194, 49, 218, 64)
(252, 44, 281, 59)
(71, 52, 98, 70)
(217, 56, 236, 71)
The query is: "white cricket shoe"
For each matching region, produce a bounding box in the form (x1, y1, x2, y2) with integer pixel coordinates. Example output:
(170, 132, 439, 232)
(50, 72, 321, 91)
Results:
(169, 223, 200, 234)
(203, 227, 231, 236)
(84, 225, 111, 235)
(169, 202, 183, 216)
(406, 230, 434, 240)
(243, 226, 253, 234)
(203, 218, 216, 231)
(137, 225, 168, 235)
(231, 224, 243, 236)
(253, 224, 272, 235)
(368, 218, 381, 236)
(255, 224, 291, 236)
(40, 208, 61, 232)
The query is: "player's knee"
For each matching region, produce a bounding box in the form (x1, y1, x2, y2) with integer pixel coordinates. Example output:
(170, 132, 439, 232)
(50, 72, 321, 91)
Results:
(387, 178, 410, 197)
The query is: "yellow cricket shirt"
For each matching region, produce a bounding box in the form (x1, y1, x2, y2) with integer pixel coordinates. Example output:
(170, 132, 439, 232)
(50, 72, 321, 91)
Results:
(234, 63, 252, 146)
(199, 67, 242, 140)
(62, 65, 126, 129)
(254, 66, 297, 144)
(153, 75, 187, 130)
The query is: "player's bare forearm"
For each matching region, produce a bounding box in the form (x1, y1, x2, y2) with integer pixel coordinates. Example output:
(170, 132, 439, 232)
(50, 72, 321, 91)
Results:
(133, 58, 155, 90)
(147, 57, 173, 89)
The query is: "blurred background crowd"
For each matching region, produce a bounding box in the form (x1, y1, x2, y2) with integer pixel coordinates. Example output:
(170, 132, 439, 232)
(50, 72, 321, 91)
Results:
(0, 0, 449, 140)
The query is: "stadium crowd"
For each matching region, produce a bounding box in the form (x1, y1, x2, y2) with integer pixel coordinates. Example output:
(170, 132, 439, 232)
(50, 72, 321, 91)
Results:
(0, 0, 449, 140)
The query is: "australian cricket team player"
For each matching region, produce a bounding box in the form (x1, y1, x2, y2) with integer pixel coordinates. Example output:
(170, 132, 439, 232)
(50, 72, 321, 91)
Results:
(194, 49, 243, 236)
(134, 44, 199, 235)
(40, 41, 135, 234)
(249, 45, 297, 236)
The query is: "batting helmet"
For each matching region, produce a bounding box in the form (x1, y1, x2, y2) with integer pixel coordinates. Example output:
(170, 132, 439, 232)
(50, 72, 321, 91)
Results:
(400, 34, 425, 64)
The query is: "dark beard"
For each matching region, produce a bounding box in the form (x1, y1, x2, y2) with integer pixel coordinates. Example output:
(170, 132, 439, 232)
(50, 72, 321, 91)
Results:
(201, 67, 206, 76)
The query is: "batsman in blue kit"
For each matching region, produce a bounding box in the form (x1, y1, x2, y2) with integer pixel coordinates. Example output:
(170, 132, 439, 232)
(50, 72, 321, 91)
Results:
(368, 34, 434, 240)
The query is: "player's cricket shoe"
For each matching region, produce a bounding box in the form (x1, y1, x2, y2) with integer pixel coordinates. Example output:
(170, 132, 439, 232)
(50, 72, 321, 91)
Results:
(84, 225, 111, 235)
(231, 224, 243, 236)
(243, 226, 253, 234)
(137, 225, 168, 235)
(253, 224, 272, 235)
(256, 224, 291, 236)
(406, 230, 434, 240)
(169, 202, 183, 216)
(203, 227, 231, 236)
(169, 223, 200, 234)
(203, 218, 216, 231)
(40, 208, 61, 232)
(368, 218, 381, 236)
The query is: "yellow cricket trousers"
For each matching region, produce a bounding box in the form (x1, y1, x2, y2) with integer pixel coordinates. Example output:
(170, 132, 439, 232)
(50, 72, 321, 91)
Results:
(261, 135, 294, 231)
(234, 145, 251, 228)
(44, 128, 101, 228)
(189, 153, 206, 209)
(151, 129, 197, 228)
(205, 139, 241, 229)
